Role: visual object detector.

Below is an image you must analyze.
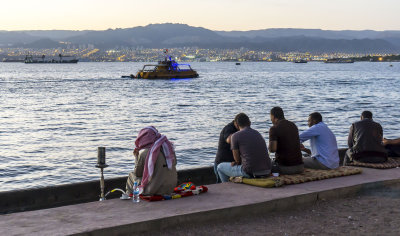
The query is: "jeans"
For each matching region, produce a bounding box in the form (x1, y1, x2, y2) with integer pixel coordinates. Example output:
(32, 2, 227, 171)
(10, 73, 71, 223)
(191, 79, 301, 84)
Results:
(217, 162, 250, 183)
(214, 162, 221, 183)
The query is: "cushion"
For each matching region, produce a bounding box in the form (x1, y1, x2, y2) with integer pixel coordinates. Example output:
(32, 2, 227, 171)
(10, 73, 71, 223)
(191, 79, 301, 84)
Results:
(346, 157, 400, 169)
(230, 166, 362, 187)
(229, 176, 284, 188)
(279, 166, 362, 185)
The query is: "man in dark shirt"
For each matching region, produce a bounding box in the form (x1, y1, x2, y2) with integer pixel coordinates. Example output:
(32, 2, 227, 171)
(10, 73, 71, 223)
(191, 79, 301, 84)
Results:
(217, 113, 271, 182)
(345, 111, 387, 164)
(214, 120, 238, 183)
(268, 107, 304, 174)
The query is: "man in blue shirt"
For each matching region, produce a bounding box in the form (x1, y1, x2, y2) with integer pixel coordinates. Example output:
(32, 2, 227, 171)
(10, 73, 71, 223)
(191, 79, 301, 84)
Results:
(299, 112, 339, 169)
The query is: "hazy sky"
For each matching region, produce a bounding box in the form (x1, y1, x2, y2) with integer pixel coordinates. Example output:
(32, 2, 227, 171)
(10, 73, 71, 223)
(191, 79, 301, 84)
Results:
(1, 0, 399, 31)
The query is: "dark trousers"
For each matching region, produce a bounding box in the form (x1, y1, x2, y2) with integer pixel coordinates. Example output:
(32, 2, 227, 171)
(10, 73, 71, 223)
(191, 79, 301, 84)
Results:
(272, 161, 304, 174)
(386, 145, 400, 158)
(344, 149, 387, 165)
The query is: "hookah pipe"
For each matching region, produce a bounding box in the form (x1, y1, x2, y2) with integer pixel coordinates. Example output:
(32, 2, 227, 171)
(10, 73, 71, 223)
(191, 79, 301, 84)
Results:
(96, 147, 109, 201)
(95, 147, 132, 201)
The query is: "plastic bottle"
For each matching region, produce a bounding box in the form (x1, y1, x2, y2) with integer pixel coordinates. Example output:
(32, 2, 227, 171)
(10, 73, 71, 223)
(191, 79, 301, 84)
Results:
(272, 162, 280, 177)
(132, 181, 140, 203)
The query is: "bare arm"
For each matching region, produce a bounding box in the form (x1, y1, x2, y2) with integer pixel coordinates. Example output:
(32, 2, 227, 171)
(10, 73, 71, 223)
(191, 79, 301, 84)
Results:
(383, 138, 400, 146)
(347, 124, 354, 148)
(300, 143, 311, 155)
(232, 149, 241, 165)
(226, 134, 233, 144)
(269, 140, 277, 153)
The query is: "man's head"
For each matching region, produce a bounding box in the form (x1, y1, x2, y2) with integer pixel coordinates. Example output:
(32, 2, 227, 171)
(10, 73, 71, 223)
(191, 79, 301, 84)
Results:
(308, 112, 322, 127)
(234, 113, 251, 129)
(361, 110, 373, 120)
(270, 107, 285, 125)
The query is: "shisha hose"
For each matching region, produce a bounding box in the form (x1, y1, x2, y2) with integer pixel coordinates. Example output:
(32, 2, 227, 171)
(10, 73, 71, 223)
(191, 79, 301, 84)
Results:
(104, 188, 130, 199)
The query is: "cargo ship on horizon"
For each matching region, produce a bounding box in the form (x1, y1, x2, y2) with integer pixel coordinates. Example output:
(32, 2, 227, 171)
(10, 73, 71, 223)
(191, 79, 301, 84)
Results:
(324, 58, 354, 63)
(24, 54, 78, 64)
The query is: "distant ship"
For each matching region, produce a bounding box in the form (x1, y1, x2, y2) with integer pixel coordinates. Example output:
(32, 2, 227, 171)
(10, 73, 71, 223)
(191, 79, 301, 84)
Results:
(24, 54, 78, 64)
(2, 58, 24, 62)
(293, 59, 308, 63)
(122, 50, 199, 79)
(324, 58, 354, 63)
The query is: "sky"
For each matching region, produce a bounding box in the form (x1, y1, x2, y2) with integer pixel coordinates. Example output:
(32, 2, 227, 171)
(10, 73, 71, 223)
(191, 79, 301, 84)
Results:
(1, 0, 399, 31)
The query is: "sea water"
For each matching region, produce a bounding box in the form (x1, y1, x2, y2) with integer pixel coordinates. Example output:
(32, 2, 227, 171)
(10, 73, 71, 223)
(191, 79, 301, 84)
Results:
(1, 61, 399, 191)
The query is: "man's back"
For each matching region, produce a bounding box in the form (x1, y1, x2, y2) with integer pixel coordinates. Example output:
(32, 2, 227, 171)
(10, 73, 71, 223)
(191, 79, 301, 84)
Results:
(231, 127, 271, 174)
(269, 119, 303, 166)
(350, 118, 386, 155)
(300, 122, 339, 169)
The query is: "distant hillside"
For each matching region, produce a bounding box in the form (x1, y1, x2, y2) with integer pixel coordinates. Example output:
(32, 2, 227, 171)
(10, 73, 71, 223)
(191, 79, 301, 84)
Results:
(0, 31, 39, 46)
(24, 30, 90, 40)
(17, 38, 64, 49)
(65, 23, 228, 48)
(215, 28, 400, 40)
(250, 36, 397, 53)
(0, 24, 400, 53)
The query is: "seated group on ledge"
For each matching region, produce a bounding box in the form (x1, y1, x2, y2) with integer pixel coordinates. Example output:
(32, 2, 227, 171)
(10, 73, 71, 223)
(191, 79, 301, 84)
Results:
(214, 108, 400, 183)
(215, 109, 340, 182)
(125, 109, 400, 195)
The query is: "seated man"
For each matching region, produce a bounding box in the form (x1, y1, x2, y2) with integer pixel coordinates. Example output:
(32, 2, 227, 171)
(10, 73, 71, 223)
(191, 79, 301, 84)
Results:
(217, 113, 271, 182)
(344, 111, 387, 164)
(214, 119, 238, 183)
(299, 112, 339, 170)
(268, 107, 304, 174)
(126, 126, 177, 195)
(383, 137, 400, 157)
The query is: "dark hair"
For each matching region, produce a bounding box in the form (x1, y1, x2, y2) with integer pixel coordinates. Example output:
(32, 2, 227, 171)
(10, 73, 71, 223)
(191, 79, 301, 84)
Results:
(234, 113, 251, 127)
(270, 107, 285, 120)
(361, 110, 373, 119)
(309, 112, 322, 123)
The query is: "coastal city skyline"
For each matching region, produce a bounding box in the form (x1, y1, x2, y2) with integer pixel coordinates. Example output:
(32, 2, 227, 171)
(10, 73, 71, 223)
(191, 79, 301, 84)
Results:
(1, 0, 400, 31)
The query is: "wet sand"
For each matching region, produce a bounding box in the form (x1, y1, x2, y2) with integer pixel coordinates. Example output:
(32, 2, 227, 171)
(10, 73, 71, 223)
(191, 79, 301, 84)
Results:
(147, 186, 400, 236)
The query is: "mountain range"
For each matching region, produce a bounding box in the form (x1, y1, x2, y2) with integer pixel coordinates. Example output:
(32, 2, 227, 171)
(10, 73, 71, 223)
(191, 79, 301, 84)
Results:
(1, 23, 400, 53)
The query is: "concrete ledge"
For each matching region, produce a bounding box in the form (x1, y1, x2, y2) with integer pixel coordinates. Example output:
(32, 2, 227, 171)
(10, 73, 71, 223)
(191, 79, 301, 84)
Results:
(0, 149, 348, 215)
(1, 168, 400, 236)
(0, 166, 216, 214)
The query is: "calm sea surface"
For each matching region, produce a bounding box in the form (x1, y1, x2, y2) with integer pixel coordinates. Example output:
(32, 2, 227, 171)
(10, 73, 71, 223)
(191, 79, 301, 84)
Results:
(1, 61, 400, 191)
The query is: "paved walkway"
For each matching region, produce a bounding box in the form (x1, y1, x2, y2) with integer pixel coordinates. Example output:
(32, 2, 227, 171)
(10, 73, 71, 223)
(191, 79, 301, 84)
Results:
(1, 168, 400, 236)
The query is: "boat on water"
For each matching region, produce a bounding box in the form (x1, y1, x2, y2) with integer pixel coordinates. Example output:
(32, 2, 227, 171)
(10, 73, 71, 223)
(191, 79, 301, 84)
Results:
(2, 58, 24, 62)
(324, 58, 354, 63)
(123, 55, 199, 79)
(236, 62, 241, 65)
(293, 59, 308, 63)
(25, 54, 78, 64)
